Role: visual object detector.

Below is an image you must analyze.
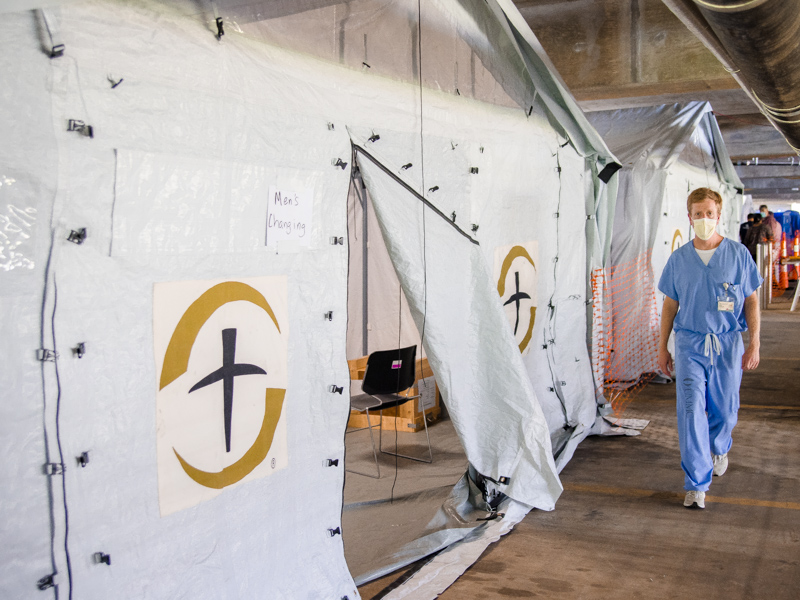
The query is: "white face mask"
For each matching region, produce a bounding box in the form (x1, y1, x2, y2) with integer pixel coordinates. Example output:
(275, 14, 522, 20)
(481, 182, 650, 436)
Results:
(693, 218, 717, 240)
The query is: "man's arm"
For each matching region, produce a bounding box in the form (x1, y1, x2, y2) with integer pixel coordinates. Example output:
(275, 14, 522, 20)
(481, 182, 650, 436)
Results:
(658, 296, 679, 375)
(743, 292, 760, 370)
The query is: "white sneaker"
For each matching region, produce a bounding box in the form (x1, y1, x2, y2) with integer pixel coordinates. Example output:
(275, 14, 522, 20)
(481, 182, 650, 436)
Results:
(684, 490, 705, 509)
(713, 453, 728, 477)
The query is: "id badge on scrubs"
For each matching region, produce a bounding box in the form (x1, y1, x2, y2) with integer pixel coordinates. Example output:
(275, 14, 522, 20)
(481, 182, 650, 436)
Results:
(717, 283, 734, 312)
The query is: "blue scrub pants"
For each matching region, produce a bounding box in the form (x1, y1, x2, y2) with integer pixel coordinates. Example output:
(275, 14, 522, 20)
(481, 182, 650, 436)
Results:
(675, 330, 744, 491)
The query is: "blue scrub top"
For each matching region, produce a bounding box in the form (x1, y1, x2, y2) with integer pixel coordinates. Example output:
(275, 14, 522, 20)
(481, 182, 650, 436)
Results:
(658, 237, 762, 335)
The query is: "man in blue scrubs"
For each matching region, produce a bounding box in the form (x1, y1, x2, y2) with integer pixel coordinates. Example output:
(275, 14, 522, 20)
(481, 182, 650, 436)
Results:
(658, 188, 762, 509)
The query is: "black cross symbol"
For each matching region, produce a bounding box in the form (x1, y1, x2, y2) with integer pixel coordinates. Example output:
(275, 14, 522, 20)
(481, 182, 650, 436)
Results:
(189, 328, 267, 453)
(503, 271, 531, 335)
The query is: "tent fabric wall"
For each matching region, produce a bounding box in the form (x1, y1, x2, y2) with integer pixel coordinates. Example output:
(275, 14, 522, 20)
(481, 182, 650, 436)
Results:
(587, 103, 743, 386)
(1, 1, 618, 598)
(2, 5, 361, 598)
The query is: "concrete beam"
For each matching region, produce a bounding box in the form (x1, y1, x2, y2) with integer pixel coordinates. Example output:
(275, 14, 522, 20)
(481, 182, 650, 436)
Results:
(746, 191, 800, 202)
(578, 88, 755, 114)
(735, 166, 800, 179)
(516, 0, 735, 94)
(741, 178, 800, 190)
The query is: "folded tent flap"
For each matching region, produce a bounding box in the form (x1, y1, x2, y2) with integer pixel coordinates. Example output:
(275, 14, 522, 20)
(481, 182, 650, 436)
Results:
(351, 138, 562, 511)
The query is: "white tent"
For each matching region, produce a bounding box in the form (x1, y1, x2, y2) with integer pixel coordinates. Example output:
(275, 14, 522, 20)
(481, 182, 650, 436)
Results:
(0, 1, 618, 598)
(587, 102, 743, 388)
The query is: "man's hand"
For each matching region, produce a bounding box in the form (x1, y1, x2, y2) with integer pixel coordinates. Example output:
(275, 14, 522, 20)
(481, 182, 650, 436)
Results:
(742, 345, 760, 370)
(658, 346, 674, 376)
(658, 297, 679, 376)
(743, 292, 760, 371)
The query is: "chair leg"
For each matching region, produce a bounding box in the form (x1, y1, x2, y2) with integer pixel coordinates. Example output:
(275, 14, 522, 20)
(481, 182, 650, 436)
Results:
(345, 408, 381, 478)
(379, 407, 433, 464)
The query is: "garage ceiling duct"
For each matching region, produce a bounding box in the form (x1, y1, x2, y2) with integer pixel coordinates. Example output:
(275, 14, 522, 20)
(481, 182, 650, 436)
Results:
(663, 0, 800, 154)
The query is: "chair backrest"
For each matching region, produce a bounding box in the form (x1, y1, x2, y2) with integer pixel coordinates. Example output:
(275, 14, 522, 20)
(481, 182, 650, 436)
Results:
(362, 345, 417, 395)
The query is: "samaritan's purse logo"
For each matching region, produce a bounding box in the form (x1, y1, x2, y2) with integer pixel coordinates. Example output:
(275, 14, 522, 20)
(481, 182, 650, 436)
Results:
(154, 277, 288, 516)
(671, 229, 684, 253)
(494, 242, 538, 356)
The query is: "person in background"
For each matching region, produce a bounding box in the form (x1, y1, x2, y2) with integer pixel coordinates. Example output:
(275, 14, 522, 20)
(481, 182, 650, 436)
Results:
(760, 204, 782, 241)
(744, 213, 775, 262)
(739, 213, 755, 244)
(658, 188, 762, 510)
(760, 204, 783, 266)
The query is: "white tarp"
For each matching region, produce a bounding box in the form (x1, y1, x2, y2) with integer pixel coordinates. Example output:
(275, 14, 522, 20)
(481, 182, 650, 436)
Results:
(1, 1, 617, 598)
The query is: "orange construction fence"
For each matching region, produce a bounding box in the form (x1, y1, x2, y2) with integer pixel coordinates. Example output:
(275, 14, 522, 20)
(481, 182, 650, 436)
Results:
(591, 252, 660, 417)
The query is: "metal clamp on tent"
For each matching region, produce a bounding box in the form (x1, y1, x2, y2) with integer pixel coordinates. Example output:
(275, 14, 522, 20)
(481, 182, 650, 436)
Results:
(67, 228, 87, 244)
(38, 9, 64, 58)
(36, 574, 57, 591)
(77, 451, 90, 468)
(67, 120, 93, 138)
(209, 1, 223, 39)
(72, 342, 86, 358)
(93, 552, 111, 566)
(332, 158, 347, 170)
(482, 474, 511, 486)
(43, 463, 64, 476)
(36, 349, 58, 362)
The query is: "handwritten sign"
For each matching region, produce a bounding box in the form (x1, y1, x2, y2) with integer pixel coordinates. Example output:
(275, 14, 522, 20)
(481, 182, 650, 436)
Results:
(265, 186, 312, 246)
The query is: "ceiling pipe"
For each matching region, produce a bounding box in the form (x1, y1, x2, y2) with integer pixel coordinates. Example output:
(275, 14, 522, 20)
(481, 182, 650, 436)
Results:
(662, 0, 800, 155)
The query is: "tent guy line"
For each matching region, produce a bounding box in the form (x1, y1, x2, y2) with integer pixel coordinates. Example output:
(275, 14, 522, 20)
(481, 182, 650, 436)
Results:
(352, 144, 479, 245)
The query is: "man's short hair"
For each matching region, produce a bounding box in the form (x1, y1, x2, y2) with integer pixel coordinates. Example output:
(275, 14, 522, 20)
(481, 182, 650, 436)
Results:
(759, 204, 769, 212)
(687, 188, 723, 214)
(753, 213, 763, 224)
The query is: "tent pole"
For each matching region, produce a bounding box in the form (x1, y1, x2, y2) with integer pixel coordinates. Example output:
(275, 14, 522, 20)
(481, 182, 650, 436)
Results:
(357, 173, 369, 356)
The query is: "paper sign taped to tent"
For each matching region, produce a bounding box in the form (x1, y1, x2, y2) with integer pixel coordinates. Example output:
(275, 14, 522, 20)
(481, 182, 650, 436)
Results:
(154, 276, 289, 516)
(494, 242, 539, 356)
(266, 185, 313, 246)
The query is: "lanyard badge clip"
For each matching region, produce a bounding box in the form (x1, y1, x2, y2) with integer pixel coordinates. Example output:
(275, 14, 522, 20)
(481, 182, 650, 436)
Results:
(717, 282, 734, 312)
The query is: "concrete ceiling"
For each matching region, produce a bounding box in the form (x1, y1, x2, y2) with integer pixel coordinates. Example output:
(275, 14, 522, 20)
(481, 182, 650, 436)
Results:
(513, 0, 800, 207)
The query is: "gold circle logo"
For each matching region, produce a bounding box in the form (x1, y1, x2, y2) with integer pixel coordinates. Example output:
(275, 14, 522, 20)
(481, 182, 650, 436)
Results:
(159, 281, 285, 489)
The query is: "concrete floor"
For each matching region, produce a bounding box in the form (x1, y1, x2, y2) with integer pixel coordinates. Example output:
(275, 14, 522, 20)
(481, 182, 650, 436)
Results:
(358, 289, 800, 599)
